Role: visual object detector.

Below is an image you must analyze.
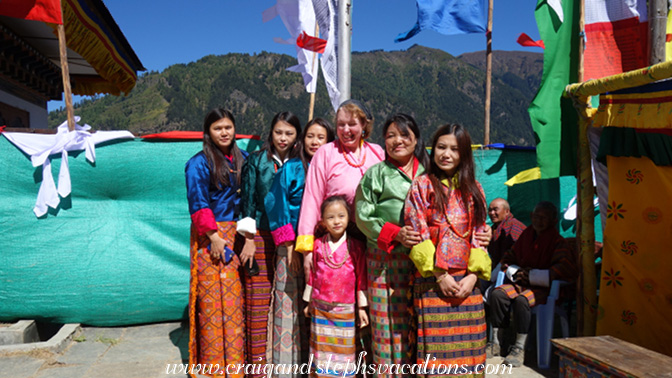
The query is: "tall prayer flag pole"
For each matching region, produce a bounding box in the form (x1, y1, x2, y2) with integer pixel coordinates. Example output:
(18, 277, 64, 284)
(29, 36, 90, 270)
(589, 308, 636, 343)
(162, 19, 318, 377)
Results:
(484, 0, 493, 145)
(308, 24, 320, 121)
(57, 2, 75, 132)
(649, 0, 667, 64)
(337, 0, 352, 104)
(57, 25, 75, 132)
(575, 0, 597, 336)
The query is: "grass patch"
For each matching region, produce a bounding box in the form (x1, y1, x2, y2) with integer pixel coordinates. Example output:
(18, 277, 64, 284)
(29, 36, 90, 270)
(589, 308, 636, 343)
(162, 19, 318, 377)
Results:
(94, 335, 120, 347)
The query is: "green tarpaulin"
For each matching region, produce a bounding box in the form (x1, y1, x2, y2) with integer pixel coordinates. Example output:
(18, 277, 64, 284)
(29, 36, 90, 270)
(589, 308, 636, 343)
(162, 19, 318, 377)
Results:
(0, 137, 599, 326)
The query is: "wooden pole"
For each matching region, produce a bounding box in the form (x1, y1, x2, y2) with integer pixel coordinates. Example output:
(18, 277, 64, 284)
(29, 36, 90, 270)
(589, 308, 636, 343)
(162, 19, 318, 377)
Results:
(575, 0, 597, 337)
(57, 19, 75, 132)
(483, 0, 493, 146)
(649, 0, 667, 64)
(308, 24, 320, 121)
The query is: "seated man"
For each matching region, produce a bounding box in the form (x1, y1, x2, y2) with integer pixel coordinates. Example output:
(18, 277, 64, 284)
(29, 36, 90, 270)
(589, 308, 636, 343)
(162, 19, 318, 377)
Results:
(483, 198, 526, 298)
(488, 197, 525, 269)
(487, 201, 577, 367)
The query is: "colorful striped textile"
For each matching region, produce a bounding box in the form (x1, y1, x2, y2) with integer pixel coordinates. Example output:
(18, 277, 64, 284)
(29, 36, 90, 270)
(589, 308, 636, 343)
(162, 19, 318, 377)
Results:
(188, 221, 245, 378)
(310, 300, 358, 378)
(495, 283, 536, 308)
(414, 270, 486, 378)
(367, 247, 414, 376)
(272, 245, 309, 377)
(244, 230, 275, 377)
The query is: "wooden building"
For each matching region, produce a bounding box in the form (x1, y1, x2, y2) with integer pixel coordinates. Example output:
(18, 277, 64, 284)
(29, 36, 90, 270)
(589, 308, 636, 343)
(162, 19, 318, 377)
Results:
(0, 0, 144, 129)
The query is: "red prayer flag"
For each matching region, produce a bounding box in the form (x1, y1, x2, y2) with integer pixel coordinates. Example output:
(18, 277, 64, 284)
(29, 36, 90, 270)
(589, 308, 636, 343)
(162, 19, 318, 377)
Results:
(517, 33, 545, 49)
(0, 0, 62, 24)
(296, 31, 327, 53)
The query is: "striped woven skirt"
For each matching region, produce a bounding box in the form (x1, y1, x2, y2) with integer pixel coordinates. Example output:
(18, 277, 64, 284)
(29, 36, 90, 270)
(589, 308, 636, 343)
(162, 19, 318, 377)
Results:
(367, 247, 414, 376)
(272, 245, 309, 377)
(414, 269, 486, 378)
(310, 300, 358, 378)
(189, 221, 245, 378)
(243, 230, 275, 377)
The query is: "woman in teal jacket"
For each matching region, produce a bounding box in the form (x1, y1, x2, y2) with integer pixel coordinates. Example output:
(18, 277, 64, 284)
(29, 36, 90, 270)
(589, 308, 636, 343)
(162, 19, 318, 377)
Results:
(264, 118, 334, 376)
(237, 111, 301, 376)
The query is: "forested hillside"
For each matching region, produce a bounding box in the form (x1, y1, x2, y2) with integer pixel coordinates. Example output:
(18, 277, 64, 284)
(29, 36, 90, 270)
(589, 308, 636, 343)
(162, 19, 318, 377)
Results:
(49, 45, 543, 145)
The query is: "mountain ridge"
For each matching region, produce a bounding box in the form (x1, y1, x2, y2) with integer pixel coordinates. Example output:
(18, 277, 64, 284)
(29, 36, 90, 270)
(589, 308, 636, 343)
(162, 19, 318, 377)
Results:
(49, 45, 543, 145)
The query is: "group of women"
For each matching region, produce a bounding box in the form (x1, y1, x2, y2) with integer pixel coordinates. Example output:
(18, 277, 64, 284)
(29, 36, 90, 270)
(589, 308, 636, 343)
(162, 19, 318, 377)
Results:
(185, 100, 492, 378)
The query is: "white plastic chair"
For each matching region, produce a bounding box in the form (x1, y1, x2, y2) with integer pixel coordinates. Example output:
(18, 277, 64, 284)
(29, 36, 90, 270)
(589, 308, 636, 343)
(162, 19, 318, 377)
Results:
(494, 271, 569, 369)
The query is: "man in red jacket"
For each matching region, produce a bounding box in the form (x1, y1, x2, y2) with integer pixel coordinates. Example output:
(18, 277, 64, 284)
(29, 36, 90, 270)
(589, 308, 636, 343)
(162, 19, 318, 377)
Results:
(487, 201, 577, 367)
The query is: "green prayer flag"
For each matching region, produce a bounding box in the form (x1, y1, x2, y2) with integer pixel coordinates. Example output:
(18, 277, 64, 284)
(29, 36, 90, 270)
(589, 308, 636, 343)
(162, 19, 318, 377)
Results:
(528, 0, 580, 178)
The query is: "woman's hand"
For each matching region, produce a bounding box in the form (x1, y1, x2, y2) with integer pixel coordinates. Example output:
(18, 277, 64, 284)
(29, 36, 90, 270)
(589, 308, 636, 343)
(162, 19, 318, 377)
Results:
(304, 252, 314, 278)
(284, 242, 302, 274)
(229, 253, 241, 270)
(207, 231, 225, 261)
(455, 273, 478, 298)
(358, 308, 369, 328)
(474, 224, 492, 248)
(303, 303, 311, 318)
(436, 272, 459, 297)
(240, 235, 256, 269)
(395, 226, 422, 248)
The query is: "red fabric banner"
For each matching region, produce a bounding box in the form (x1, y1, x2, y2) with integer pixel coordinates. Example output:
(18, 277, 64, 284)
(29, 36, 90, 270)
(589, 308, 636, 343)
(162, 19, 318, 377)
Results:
(0, 0, 62, 24)
(583, 18, 648, 81)
(516, 33, 545, 49)
(296, 31, 327, 53)
(140, 131, 260, 140)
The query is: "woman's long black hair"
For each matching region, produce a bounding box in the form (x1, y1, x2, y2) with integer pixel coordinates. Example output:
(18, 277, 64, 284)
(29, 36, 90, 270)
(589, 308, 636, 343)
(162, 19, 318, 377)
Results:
(381, 113, 429, 169)
(202, 108, 244, 189)
(298, 117, 335, 172)
(427, 123, 486, 227)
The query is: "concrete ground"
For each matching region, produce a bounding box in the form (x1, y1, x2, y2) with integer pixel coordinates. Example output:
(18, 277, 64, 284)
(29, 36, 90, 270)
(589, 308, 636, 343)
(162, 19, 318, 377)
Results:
(0, 322, 555, 378)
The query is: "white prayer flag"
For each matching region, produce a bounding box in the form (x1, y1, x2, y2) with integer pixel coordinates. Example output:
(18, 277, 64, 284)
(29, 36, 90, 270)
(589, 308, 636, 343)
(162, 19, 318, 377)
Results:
(264, 0, 320, 93)
(312, 0, 340, 110)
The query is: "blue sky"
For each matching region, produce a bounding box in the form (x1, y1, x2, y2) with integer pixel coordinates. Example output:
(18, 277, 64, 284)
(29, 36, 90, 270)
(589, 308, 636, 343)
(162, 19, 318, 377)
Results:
(49, 0, 542, 111)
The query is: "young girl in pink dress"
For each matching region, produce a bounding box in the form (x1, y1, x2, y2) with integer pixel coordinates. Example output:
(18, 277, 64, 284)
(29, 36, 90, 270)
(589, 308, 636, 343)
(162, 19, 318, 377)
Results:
(302, 195, 368, 377)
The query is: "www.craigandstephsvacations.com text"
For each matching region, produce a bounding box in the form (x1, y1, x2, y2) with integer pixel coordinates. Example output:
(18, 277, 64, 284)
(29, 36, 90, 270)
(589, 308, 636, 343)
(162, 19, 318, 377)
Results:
(166, 353, 514, 376)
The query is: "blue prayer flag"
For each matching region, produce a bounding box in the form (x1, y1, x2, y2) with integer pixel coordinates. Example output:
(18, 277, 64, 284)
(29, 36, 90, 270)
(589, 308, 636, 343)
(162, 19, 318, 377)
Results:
(395, 0, 488, 42)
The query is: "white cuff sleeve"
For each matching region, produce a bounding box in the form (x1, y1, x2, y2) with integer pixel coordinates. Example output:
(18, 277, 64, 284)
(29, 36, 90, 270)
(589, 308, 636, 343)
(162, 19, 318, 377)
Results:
(529, 269, 550, 287)
(236, 217, 257, 236)
(505, 264, 520, 282)
(302, 285, 313, 302)
(357, 290, 368, 308)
